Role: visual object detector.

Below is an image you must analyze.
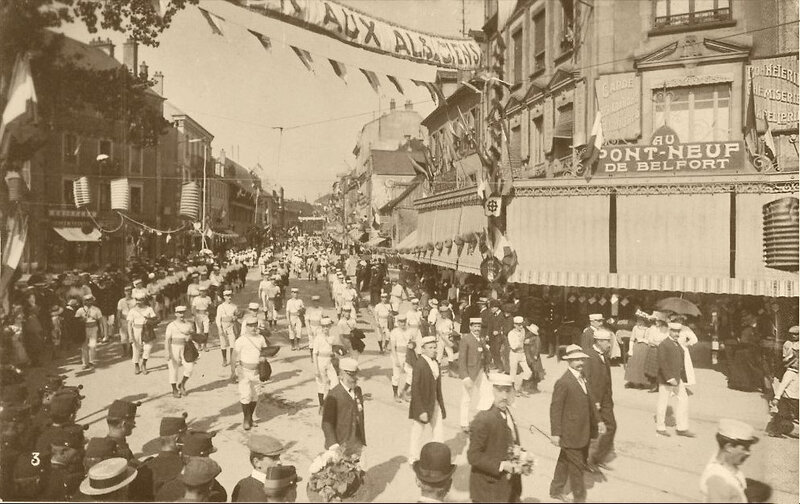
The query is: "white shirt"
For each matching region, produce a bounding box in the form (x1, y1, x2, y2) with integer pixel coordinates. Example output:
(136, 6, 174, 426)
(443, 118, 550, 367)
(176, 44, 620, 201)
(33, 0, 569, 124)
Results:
(250, 469, 267, 484)
(285, 298, 305, 316)
(374, 303, 391, 321)
(234, 333, 266, 364)
(422, 354, 439, 380)
(568, 367, 588, 394)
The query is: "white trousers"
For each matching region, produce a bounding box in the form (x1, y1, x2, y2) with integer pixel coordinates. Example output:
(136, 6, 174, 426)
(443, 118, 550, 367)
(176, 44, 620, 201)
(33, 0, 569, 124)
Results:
(460, 371, 492, 428)
(238, 366, 261, 404)
(131, 326, 153, 364)
(509, 351, 532, 390)
(118, 318, 129, 343)
(436, 335, 455, 366)
(391, 353, 412, 388)
(264, 299, 277, 321)
(377, 321, 389, 343)
(219, 325, 236, 350)
(314, 357, 339, 395)
(167, 343, 194, 383)
(288, 315, 302, 341)
(656, 382, 690, 431)
(81, 326, 98, 366)
(409, 405, 443, 462)
(194, 314, 210, 334)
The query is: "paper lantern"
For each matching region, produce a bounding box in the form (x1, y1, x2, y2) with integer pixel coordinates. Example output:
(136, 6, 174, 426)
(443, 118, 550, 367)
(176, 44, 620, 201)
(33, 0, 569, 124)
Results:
(179, 182, 201, 220)
(110, 178, 130, 211)
(5, 171, 24, 202)
(763, 197, 799, 271)
(73, 177, 91, 208)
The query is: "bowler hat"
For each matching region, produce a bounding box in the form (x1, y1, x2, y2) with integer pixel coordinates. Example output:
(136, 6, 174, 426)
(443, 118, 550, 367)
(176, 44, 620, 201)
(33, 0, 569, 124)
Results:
(413, 442, 456, 484)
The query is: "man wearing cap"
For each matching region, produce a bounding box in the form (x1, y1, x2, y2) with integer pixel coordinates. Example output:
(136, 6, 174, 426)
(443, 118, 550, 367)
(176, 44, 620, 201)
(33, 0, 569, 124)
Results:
(75, 294, 105, 370)
(258, 274, 279, 327)
(427, 299, 440, 332)
(131, 278, 147, 304)
(321, 358, 366, 457)
(104, 399, 140, 462)
(374, 292, 392, 354)
(116, 286, 136, 358)
(508, 316, 533, 396)
(413, 442, 455, 503)
(389, 313, 412, 402)
(83, 437, 119, 472)
(128, 291, 159, 375)
(175, 457, 223, 502)
(341, 279, 359, 315)
(233, 316, 268, 430)
(549, 345, 598, 503)
(700, 419, 759, 502)
(459, 317, 490, 433)
(434, 305, 457, 375)
(216, 289, 241, 366)
(40, 424, 87, 501)
(332, 273, 344, 316)
(656, 322, 694, 437)
(468, 373, 522, 503)
(583, 328, 616, 470)
(34, 388, 83, 459)
(191, 286, 213, 352)
(390, 278, 407, 313)
(305, 296, 323, 358)
(409, 336, 446, 465)
(581, 314, 604, 352)
(156, 432, 226, 502)
(313, 316, 340, 412)
(285, 288, 305, 351)
(406, 298, 424, 348)
(166, 306, 196, 398)
(79, 457, 138, 502)
(231, 434, 289, 502)
(140, 414, 189, 496)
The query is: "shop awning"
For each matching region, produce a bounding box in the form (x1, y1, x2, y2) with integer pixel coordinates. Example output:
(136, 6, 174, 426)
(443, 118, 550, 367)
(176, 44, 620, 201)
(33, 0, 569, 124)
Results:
(456, 204, 487, 275)
(366, 235, 389, 247)
(53, 227, 101, 242)
(395, 230, 417, 250)
(427, 207, 461, 270)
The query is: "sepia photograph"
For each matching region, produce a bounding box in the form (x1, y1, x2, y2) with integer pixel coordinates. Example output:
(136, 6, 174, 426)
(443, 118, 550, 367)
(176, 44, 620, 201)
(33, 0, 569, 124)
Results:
(0, 0, 797, 502)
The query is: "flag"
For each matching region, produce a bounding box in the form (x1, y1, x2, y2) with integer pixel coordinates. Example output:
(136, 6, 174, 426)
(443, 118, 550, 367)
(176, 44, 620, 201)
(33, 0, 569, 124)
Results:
(329, 59, 347, 82)
(360, 69, 380, 93)
(386, 75, 404, 94)
(248, 29, 271, 50)
(461, 80, 482, 94)
(412, 79, 437, 103)
(198, 8, 223, 35)
(764, 111, 776, 161)
(408, 154, 431, 182)
(581, 110, 604, 183)
(744, 75, 759, 157)
(0, 215, 29, 313)
(371, 207, 381, 229)
(0, 53, 38, 149)
(291, 46, 314, 72)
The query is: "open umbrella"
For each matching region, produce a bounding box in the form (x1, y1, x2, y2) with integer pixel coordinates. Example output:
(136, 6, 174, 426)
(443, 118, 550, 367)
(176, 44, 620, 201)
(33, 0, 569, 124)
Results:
(655, 297, 702, 317)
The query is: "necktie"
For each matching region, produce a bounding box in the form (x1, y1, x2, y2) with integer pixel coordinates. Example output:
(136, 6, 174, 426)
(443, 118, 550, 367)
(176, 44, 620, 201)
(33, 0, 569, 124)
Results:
(501, 410, 518, 444)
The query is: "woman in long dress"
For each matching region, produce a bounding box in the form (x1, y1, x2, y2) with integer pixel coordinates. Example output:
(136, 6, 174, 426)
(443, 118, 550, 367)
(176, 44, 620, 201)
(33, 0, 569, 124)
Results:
(624, 312, 651, 388)
(644, 312, 670, 392)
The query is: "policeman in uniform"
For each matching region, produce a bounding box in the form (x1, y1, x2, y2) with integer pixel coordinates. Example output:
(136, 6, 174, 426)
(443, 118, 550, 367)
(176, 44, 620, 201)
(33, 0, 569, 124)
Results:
(156, 431, 226, 502)
(216, 289, 240, 367)
(40, 424, 87, 501)
(104, 400, 140, 462)
(191, 285, 213, 352)
(231, 434, 291, 502)
(285, 288, 305, 351)
(165, 306, 196, 398)
(234, 316, 268, 430)
(175, 457, 223, 502)
(141, 414, 189, 496)
(34, 388, 84, 459)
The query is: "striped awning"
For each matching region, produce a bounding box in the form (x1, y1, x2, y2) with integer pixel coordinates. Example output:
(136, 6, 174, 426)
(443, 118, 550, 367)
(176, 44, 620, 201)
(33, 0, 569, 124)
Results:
(428, 207, 461, 270)
(53, 227, 101, 242)
(456, 204, 486, 275)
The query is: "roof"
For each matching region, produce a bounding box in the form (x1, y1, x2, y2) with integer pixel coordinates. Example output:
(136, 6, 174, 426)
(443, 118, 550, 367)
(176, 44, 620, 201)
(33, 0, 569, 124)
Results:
(284, 200, 316, 215)
(370, 149, 426, 176)
(379, 175, 424, 213)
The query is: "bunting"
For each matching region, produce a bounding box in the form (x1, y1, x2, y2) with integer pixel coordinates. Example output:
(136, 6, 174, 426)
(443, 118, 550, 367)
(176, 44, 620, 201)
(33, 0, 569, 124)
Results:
(386, 75, 404, 95)
(198, 7, 223, 35)
(0, 53, 38, 153)
(248, 29, 272, 50)
(360, 69, 380, 93)
(291, 46, 314, 72)
(329, 59, 347, 83)
(763, 111, 776, 162)
(412, 79, 437, 103)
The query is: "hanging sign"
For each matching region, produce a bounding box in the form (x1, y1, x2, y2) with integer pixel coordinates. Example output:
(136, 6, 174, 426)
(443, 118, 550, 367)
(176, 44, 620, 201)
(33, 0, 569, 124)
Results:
(480, 256, 504, 283)
(747, 55, 799, 132)
(240, 0, 482, 70)
(595, 72, 641, 141)
(484, 196, 502, 217)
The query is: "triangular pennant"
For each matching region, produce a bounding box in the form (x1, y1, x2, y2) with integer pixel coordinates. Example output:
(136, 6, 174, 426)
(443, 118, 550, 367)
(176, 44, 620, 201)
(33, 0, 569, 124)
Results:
(412, 79, 437, 103)
(360, 69, 380, 93)
(329, 59, 347, 83)
(247, 29, 271, 50)
(290, 46, 314, 72)
(198, 7, 223, 35)
(386, 75, 404, 95)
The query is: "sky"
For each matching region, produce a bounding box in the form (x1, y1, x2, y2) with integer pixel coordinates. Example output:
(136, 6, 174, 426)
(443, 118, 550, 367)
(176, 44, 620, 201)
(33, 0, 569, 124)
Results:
(58, 0, 485, 200)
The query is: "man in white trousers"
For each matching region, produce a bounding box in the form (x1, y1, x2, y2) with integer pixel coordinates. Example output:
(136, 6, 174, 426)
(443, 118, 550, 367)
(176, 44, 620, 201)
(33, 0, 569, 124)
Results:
(508, 316, 533, 396)
(459, 318, 491, 433)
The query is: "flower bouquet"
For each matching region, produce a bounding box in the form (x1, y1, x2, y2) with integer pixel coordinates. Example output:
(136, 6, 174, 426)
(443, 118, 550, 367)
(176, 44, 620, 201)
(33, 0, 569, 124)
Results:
(307, 448, 365, 502)
(508, 445, 536, 476)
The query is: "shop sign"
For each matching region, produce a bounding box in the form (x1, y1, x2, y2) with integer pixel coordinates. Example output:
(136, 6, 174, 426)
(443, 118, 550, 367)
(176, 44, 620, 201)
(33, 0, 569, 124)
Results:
(747, 55, 799, 132)
(480, 257, 504, 283)
(595, 73, 641, 141)
(246, 0, 481, 70)
(484, 196, 502, 217)
(597, 134, 746, 177)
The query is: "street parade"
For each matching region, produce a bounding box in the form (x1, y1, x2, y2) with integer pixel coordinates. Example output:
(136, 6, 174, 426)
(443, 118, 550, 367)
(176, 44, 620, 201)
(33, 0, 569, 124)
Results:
(0, 0, 798, 502)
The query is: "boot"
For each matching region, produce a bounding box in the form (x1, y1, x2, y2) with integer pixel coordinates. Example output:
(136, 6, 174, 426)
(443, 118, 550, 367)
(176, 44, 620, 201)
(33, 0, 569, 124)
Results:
(248, 402, 257, 426)
(221, 349, 228, 367)
(242, 403, 252, 430)
(318, 393, 325, 415)
(135, 363, 141, 375)
(378, 341, 384, 354)
(392, 385, 398, 401)
(171, 384, 180, 398)
(180, 377, 189, 396)
(141, 359, 148, 375)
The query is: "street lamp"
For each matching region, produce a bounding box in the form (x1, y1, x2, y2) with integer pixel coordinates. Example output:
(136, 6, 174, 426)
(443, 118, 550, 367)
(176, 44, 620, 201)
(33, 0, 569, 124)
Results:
(188, 138, 209, 250)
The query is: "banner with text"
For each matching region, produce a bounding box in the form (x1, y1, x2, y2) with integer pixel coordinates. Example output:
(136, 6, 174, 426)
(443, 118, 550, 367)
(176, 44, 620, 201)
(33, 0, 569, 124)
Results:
(595, 72, 641, 141)
(747, 55, 799, 132)
(236, 0, 482, 70)
(597, 140, 746, 177)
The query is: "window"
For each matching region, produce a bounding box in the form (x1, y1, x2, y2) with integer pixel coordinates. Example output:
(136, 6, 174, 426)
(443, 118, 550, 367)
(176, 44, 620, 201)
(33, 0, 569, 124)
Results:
(512, 29, 524, 85)
(510, 125, 522, 172)
(130, 184, 143, 214)
(558, 0, 574, 52)
(129, 145, 142, 175)
(63, 133, 78, 163)
(63, 179, 75, 206)
(533, 11, 546, 73)
(531, 116, 545, 166)
(99, 183, 111, 210)
(98, 139, 112, 157)
(654, 0, 731, 29)
(653, 84, 730, 142)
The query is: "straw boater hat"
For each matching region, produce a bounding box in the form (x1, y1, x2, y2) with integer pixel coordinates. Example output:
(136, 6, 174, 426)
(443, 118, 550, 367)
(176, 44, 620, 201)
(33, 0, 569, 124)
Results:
(488, 372, 514, 387)
(80, 458, 138, 496)
(420, 336, 437, 346)
(562, 344, 589, 360)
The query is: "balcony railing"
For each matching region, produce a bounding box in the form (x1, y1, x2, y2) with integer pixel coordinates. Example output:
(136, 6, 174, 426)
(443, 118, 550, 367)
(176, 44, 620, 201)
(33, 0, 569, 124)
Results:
(654, 7, 731, 29)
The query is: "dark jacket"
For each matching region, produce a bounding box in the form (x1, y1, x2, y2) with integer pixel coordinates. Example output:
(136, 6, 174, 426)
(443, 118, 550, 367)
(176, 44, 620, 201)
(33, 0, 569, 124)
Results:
(231, 475, 267, 502)
(458, 333, 483, 381)
(321, 384, 366, 450)
(657, 337, 687, 384)
(409, 356, 446, 422)
(460, 303, 480, 334)
(550, 369, 598, 449)
(580, 327, 595, 351)
(467, 406, 522, 503)
(156, 476, 226, 502)
(142, 450, 183, 496)
(584, 346, 613, 409)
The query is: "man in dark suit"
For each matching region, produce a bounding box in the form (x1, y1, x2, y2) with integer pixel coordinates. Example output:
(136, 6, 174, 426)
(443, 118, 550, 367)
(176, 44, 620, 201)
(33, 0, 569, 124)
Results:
(486, 301, 505, 371)
(321, 358, 366, 457)
(413, 442, 455, 503)
(549, 344, 598, 503)
(460, 298, 481, 336)
(459, 318, 488, 433)
(231, 434, 289, 502)
(580, 313, 604, 351)
(409, 336, 446, 464)
(583, 329, 616, 470)
(543, 292, 562, 357)
(655, 323, 694, 437)
(467, 373, 522, 503)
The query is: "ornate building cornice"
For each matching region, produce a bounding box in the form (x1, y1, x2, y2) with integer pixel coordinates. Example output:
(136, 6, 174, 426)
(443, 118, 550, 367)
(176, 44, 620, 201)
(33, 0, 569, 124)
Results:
(512, 180, 799, 197)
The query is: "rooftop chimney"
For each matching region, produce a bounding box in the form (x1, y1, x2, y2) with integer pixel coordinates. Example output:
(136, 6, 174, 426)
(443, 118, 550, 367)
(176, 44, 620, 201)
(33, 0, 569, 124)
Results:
(122, 38, 138, 74)
(152, 71, 164, 96)
(139, 61, 149, 80)
(389, 98, 396, 111)
(89, 37, 115, 59)
(404, 100, 413, 111)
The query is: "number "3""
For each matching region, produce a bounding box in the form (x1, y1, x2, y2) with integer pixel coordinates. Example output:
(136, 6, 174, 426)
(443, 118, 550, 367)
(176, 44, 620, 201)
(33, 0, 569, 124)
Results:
(30, 452, 41, 466)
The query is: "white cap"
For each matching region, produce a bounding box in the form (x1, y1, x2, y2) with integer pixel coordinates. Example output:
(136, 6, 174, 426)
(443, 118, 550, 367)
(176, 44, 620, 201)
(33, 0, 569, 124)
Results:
(223, 289, 232, 295)
(718, 418, 759, 443)
(411, 298, 419, 304)
(594, 329, 613, 340)
(469, 317, 482, 324)
(420, 336, 437, 346)
(589, 313, 603, 321)
(339, 358, 358, 372)
(488, 372, 514, 387)
(83, 294, 94, 301)
(311, 295, 320, 301)
(396, 313, 407, 321)
(343, 303, 353, 310)
(291, 288, 299, 293)
(133, 292, 146, 300)
(429, 299, 439, 306)
(563, 344, 589, 360)
(320, 316, 333, 327)
(513, 316, 524, 324)
(789, 326, 799, 335)
(174, 305, 187, 313)
(668, 322, 683, 330)
(527, 324, 539, 335)
(248, 302, 260, 311)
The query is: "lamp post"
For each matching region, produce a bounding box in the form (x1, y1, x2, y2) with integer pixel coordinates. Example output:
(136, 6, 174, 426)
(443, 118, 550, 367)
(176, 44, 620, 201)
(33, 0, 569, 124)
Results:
(188, 138, 209, 250)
